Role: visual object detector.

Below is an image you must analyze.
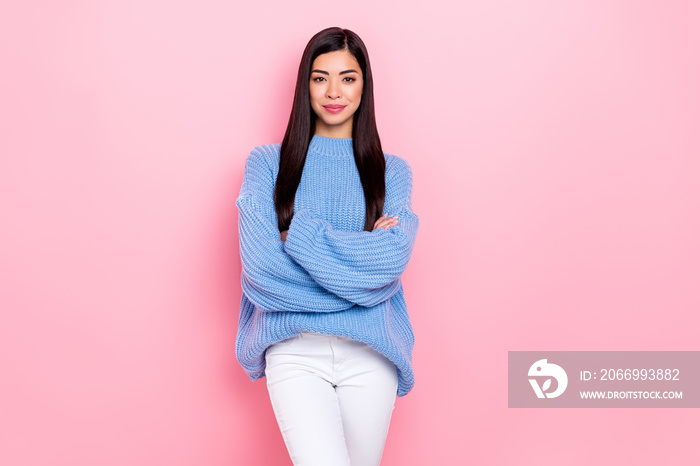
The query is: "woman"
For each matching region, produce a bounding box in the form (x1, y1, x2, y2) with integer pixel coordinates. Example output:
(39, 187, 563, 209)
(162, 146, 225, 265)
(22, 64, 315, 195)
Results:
(235, 26, 420, 466)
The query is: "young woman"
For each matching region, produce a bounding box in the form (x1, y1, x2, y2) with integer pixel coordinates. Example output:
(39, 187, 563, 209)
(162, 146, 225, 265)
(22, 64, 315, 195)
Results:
(235, 27, 420, 466)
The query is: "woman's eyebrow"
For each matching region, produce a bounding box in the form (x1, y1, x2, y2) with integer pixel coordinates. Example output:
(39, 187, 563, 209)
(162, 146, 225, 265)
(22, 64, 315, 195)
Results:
(311, 69, 359, 75)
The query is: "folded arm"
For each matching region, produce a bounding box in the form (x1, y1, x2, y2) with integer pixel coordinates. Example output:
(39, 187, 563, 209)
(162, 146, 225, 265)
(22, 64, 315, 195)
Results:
(236, 146, 355, 313)
(283, 156, 420, 307)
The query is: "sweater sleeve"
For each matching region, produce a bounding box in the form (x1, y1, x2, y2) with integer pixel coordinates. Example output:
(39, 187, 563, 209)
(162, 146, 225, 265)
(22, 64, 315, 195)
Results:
(282, 155, 419, 307)
(236, 146, 355, 313)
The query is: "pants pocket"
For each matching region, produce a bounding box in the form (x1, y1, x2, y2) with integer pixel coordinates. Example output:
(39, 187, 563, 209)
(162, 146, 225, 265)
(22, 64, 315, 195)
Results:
(265, 333, 303, 357)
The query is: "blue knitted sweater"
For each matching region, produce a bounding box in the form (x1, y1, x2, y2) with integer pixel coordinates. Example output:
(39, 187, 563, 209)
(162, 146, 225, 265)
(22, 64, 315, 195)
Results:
(235, 134, 420, 396)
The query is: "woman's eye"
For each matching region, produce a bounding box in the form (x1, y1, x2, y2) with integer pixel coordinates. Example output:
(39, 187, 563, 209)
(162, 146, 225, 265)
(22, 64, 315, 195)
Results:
(311, 77, 356, 82)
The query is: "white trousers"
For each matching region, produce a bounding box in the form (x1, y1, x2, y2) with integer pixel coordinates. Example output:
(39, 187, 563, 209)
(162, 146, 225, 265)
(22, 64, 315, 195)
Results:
(265, 331, 399, 466)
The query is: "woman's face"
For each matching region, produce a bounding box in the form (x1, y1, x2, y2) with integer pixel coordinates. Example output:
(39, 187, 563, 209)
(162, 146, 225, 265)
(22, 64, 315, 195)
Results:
(309, 49, 364, 138)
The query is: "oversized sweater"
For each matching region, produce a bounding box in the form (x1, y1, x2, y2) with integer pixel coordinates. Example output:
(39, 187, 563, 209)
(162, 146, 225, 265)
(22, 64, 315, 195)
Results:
(235, 134, 420, 396)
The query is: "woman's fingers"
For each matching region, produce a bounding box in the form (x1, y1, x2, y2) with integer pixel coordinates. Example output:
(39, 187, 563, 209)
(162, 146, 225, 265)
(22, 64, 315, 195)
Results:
(373, 213, 399, 231)
(373, 213, 388, 230)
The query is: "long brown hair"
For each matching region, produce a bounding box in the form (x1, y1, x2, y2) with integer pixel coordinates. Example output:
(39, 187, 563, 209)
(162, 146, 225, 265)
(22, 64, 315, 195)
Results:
(275, 27, 386, 232)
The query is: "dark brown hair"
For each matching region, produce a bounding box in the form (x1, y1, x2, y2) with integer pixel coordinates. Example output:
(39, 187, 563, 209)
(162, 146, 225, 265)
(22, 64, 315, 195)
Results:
(275, 27, 386, 232)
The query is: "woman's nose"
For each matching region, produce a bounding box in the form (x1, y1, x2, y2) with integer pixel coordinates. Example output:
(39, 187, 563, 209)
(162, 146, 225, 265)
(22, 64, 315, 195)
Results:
(326, 81, 341, 98)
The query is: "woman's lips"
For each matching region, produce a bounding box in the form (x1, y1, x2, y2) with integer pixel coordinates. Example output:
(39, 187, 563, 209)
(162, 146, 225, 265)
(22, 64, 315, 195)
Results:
(323, 105, 346, 114)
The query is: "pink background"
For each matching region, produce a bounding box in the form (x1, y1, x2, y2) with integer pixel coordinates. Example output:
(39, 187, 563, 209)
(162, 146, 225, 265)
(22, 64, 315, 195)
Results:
(1, 1, 699, 465)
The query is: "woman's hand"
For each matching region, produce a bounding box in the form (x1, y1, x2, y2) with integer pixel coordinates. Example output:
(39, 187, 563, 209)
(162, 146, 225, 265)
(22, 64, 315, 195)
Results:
(373, 213, 398, 231)
(281, 215, 395, 240)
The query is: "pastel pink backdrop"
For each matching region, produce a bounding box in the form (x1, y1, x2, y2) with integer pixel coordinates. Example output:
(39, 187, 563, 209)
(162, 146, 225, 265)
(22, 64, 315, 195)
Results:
(1, 1, 699, 465)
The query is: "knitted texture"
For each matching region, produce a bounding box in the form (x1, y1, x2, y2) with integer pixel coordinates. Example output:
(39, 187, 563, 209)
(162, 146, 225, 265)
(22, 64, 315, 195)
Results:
(235, 134, 420, 396)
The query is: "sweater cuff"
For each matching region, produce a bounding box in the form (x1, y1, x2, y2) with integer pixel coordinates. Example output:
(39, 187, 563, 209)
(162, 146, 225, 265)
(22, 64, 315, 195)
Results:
(283, 208, 322, 257)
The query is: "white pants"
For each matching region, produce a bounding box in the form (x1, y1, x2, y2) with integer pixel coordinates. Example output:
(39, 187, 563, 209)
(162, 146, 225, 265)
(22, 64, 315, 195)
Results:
(265, 331, 399, 466)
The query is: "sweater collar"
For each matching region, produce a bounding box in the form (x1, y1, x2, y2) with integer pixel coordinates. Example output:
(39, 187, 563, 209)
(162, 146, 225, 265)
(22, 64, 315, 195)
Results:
(308, 134, 354, 158)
